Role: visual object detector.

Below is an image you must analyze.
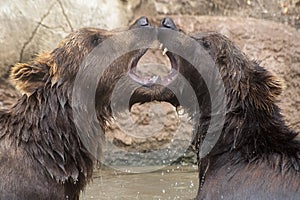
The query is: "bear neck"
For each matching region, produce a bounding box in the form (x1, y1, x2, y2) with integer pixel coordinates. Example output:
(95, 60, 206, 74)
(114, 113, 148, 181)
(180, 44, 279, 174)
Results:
(200, 91, 300, 172)
(222, 103, 298, 154)
(193, 59, 300, 161)
(5, 83, 95, 186)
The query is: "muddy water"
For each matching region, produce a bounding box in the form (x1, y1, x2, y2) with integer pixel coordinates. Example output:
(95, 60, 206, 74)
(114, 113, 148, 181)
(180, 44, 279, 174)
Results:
(81, 165, 198, 200)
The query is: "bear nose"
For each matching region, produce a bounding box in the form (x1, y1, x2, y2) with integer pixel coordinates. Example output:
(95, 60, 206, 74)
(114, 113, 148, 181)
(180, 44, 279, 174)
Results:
(160, 17, 177, 30)
(135, 16, 151, 27)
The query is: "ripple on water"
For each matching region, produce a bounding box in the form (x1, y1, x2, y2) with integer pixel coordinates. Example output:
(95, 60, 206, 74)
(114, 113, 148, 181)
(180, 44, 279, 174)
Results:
(80, 165, 198, 200)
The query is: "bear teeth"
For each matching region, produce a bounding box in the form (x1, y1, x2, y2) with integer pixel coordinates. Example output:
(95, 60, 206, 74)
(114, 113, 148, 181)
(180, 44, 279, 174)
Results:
(162, 47, 168, 56)
(158, 43, 168, 56)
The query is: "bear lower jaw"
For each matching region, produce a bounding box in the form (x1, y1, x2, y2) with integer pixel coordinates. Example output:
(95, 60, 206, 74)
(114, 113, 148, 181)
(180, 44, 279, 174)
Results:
(129, 48, 179, 87)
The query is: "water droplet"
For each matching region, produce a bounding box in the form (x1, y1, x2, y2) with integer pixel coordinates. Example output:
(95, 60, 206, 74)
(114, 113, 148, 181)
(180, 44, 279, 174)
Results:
(190, 180, 194, 188)
(177, 107, 184, 115)
(73, 178, 78, 184)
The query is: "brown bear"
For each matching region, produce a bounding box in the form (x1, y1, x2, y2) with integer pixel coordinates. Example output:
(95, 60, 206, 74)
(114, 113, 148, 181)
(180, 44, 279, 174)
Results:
(0, 17, 153, 200)
(129, 17, 300, 199)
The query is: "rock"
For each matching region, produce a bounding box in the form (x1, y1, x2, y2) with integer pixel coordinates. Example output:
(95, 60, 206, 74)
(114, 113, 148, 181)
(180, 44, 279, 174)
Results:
(141, 0, 300, 28)
(0, 0, 141, 76)
(104, 102, 195, 166)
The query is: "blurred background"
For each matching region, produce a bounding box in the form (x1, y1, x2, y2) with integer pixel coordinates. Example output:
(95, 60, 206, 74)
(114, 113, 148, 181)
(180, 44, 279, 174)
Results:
(0, 0, 299, 199)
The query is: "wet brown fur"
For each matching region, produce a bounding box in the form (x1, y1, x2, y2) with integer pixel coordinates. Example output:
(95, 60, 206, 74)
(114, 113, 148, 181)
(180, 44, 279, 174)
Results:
(0, 24, 147, 199)
(190, 32, 300, 199)
(131, 31, 300, 199)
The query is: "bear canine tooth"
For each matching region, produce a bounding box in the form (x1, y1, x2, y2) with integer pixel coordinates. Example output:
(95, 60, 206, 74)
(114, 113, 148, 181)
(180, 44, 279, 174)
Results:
(162, 47, 168, 56)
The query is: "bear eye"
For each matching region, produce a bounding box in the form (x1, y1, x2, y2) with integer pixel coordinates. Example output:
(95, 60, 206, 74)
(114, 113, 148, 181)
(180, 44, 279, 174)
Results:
(91, 34, 103, 46)
(202, 40, 211, 49)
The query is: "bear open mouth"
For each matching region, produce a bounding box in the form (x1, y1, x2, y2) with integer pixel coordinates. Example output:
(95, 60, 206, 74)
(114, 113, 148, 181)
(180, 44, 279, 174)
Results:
(129, 45, 179, 86)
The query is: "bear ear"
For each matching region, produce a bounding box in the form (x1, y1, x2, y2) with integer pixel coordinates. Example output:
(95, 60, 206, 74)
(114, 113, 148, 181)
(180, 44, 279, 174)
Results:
(249, 63, 284, 111)
(10, 57, 50, 95)
(265, 72, 284, 99)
